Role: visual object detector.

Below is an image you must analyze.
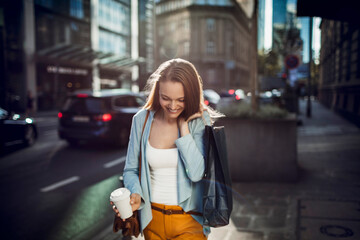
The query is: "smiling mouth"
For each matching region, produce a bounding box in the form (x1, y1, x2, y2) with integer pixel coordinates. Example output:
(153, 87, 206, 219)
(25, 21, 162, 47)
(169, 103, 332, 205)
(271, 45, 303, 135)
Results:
(167, 108, 180, 113)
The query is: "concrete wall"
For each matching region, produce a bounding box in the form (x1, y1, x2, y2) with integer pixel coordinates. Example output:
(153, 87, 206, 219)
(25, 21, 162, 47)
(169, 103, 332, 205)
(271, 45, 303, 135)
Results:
(217, 117, 298, 182)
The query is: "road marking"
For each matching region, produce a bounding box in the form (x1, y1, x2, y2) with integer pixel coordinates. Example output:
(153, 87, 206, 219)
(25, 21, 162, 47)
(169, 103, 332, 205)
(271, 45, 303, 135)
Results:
(38, 122, 58, 127)
(40, 176, 80, 192)
(43, 130, 57, 136)
(103, 156, 126, 168)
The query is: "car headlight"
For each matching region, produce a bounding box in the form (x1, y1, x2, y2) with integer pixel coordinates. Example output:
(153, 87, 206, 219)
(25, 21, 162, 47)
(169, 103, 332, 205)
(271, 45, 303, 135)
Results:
(25, 118, 33, 124)
(12, 114, 20, 120)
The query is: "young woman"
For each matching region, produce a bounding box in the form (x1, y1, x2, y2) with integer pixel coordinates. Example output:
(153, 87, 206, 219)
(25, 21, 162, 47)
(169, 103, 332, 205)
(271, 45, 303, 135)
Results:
(111, 58, 222, 239)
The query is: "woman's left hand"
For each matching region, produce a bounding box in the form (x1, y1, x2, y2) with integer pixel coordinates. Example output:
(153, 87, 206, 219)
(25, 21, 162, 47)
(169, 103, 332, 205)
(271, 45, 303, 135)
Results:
(178, 106, 206, 136)
(130, 193, 141, 212)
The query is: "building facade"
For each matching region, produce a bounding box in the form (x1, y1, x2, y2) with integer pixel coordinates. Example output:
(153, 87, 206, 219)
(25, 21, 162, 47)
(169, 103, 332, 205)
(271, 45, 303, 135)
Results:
(155, 0, 253, 92)
(0, 0, 150, 112)
(138, 0, 156, 90)
(319, 19, 360, 126)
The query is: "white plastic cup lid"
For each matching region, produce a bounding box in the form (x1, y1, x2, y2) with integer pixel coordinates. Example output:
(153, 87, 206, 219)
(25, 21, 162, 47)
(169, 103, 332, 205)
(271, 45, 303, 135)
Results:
(110, 188, 131, 202)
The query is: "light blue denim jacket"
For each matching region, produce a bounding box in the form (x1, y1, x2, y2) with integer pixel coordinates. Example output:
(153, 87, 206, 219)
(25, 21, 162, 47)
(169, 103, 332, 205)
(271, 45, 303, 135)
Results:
(123, 109, 211, 235)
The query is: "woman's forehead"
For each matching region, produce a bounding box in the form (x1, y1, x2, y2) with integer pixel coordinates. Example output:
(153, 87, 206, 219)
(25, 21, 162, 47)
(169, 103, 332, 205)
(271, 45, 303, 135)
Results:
(159, 81, 184, 98)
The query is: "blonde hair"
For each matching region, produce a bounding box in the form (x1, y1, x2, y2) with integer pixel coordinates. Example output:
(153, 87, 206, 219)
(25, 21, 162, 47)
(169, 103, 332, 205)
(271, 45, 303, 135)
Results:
(144, 58, 223, 122)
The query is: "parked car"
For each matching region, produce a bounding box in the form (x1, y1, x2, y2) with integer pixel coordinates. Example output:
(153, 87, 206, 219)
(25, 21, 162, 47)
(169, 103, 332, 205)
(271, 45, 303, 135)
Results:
(58, 89, 145, 147)
(218, 89, 249, 109)
(0, 107, 38, 152)
(203, 89, 221, 109)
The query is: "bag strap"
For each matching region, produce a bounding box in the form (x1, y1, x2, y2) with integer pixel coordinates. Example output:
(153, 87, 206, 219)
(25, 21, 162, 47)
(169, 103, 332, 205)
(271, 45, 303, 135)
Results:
(138, 111, 150, 182)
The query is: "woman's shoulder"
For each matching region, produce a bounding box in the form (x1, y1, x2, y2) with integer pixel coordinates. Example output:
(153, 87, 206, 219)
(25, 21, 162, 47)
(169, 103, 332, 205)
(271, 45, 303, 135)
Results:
(132, 108, 153, 124)
(203, 110, 211, 123)
(189, 111, 210, 128)
(133, 108, 149, 119)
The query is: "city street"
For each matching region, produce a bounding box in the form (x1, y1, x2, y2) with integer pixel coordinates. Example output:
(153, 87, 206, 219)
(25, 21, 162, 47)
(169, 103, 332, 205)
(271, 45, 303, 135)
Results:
(1, 99, 360, 240)
(0, 115, 127, 239)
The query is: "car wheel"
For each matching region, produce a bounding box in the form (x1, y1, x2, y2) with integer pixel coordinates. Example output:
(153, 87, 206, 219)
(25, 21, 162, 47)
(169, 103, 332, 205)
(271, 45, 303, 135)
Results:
(117, 127, 129, 147)
(24, 126, 36, 146)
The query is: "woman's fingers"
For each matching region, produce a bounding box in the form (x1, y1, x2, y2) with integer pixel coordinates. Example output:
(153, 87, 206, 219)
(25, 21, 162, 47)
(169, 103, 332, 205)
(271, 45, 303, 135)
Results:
(130, 193, 141, 212)
(110, 201, 120, 217)
(187, 111, 202, 122)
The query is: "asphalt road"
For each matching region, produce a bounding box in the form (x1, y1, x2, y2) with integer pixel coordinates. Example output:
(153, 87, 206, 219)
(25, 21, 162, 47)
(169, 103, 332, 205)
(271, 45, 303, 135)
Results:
(0, 116, 127, 240)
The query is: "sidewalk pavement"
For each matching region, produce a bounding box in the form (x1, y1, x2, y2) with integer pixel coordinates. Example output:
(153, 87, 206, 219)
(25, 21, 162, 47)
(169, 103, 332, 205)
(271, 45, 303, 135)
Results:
(93, 99, 360, 240)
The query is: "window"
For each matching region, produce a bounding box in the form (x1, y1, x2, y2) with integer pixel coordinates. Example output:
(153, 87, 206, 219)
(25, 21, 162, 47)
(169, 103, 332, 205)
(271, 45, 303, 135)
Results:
(207, 69, 216, 84)
(113, 96, 144, 108)
(206, 41, 216, 54)
(158, 25, 164, 36)
(35, 0, 54, 8)
(183, 42, 190, 56)
(99, 0, 130, 35)
(184, 19, 190, 31)
(70, 0, 84, 19)
(99, 30, 127, 56)
(207, 18, 215, 32)
(64, 98, 110, 113)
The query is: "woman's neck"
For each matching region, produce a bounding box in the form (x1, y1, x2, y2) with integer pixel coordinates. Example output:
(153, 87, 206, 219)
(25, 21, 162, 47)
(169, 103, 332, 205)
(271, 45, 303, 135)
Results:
(156, 110, 177, 125)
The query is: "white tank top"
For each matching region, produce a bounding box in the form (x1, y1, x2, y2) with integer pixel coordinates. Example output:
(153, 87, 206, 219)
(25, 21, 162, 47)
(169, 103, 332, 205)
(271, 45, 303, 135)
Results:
(146, 141, 178, 205)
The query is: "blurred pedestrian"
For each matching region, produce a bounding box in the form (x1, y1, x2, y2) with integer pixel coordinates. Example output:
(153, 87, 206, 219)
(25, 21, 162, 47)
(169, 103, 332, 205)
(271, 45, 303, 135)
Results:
(26, 90, 34, 117)
(111, 58, 222, 239)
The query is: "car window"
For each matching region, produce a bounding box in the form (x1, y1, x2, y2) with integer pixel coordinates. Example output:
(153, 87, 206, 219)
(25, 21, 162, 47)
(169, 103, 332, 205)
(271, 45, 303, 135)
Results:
(63, 97, 110, 113)
(135, 97, 145, 107)
(204, 90, 220, 101)
(114, 96, 144, 108)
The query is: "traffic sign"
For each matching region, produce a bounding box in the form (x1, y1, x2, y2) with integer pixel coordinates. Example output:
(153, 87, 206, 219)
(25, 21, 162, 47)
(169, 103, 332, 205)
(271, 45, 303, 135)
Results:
(285, 55, 300, 69)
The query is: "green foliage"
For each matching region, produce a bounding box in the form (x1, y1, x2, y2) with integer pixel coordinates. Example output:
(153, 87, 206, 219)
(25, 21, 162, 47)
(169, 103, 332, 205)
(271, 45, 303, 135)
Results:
(256, 104, 289, 119)
(258, 50, 282, 77)
(219, 102, 289, 119)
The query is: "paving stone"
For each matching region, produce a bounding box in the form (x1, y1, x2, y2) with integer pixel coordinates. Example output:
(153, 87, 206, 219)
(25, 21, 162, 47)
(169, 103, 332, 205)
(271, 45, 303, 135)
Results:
(258, 198, 288, 206)
(241, 206, 270, 216)
(231, 216, 251, 228)
(299, 218, 360, 240)
(272, 207, 288, 218)
(267, 232, 288, 240)
(253, 217, 286, 229)
(300, 199, 360, 220)
(229, 230, 264, 240)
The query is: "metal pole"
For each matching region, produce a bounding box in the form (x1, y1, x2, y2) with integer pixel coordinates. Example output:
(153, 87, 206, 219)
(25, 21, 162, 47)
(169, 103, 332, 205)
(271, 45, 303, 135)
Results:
(306, 17, 313, 118)
(251, 0, 259, 113)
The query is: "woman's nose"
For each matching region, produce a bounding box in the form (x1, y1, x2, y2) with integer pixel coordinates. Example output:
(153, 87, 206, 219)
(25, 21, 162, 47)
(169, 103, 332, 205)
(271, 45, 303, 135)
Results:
(170, 101, 176, 109)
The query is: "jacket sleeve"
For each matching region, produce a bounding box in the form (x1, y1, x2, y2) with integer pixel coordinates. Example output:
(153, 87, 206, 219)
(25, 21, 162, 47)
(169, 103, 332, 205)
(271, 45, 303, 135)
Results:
(123, 112, 144, 203)
(175, 112, 210, 182)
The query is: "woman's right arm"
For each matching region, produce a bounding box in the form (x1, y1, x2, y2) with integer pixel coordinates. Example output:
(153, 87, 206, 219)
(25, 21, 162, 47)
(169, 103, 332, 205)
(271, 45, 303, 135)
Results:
(123, 112, 145, 209)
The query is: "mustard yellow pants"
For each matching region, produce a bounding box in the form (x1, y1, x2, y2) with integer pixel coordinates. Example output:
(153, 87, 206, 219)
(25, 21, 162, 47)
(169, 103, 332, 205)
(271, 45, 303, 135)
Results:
(143, 203, 207, 240)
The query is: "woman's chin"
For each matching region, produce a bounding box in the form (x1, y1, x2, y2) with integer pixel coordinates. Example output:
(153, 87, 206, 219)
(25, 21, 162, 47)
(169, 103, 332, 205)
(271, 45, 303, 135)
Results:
(165, 110, 182, 119)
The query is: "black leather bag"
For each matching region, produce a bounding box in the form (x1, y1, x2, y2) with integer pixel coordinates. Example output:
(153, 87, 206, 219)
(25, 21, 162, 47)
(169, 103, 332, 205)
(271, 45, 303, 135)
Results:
(202, 125, 233, 227)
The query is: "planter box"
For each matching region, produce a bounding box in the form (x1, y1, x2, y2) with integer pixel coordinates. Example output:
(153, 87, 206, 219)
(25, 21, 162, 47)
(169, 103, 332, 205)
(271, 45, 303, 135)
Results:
(217, 116, 298, 182)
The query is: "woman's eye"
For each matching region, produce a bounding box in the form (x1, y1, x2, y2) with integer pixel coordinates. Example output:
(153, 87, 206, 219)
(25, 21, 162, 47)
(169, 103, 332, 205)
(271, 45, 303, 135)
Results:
(179, 99, 185, 102)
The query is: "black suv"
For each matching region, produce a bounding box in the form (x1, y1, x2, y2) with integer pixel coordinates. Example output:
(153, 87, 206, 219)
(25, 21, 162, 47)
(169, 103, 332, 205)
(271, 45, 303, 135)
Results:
(58, 89, 145, 147)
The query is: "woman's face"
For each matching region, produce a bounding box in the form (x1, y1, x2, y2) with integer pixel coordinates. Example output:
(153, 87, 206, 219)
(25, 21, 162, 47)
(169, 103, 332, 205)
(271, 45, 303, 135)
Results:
(158, 80, 185, 120)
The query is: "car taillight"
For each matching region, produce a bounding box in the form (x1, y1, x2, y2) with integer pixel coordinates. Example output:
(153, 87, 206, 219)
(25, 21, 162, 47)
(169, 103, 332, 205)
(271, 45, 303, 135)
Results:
(235, 95, 241, 100)
(102, 113, 112, 122)
(77, 93, 88, 98)
(95, 113, 112, 122)
(58, 112, 63, 118)
(204, 100, 209, 106)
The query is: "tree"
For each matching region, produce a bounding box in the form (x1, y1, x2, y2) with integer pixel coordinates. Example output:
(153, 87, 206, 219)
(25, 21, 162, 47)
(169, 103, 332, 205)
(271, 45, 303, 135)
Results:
(258, 50, 282, 77)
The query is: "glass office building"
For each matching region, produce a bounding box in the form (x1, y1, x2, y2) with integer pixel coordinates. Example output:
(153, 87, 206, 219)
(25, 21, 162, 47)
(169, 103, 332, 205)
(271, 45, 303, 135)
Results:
(0, 0, 145, 111)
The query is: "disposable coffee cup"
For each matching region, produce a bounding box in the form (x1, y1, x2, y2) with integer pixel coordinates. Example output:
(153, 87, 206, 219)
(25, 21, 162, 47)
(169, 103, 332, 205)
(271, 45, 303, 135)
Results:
(110, 188, 133, 219)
